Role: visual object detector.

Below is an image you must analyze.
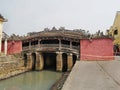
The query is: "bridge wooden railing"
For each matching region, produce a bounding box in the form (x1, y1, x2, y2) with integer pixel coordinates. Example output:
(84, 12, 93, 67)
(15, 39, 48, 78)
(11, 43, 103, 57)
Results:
(40, 44, 59, 47)
(31, 45, 39, 49)
(72, 46, 79, 49)
(22, 44, 79, 51)
(22, 46, 29, 51)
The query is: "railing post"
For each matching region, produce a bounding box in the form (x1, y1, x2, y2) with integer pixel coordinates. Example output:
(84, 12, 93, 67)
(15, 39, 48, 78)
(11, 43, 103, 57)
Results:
(29, 41, 31, 50)
(59, 39, 61, 50)
(70, 41, 72, 49)
(38, 39, 41, 48)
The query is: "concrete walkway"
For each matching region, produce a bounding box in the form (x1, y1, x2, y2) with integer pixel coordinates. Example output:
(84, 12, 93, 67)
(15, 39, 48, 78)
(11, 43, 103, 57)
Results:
(62, 60, 120, 90)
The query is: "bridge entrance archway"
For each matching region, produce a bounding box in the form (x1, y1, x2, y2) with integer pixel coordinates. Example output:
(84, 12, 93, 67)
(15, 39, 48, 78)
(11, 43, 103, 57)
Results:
(62, 53, 67, 72)
(43, 52, 56, 71)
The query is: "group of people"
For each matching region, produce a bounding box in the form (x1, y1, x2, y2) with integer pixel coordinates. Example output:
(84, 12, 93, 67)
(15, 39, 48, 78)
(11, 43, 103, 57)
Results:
(114, 44, 120, 55)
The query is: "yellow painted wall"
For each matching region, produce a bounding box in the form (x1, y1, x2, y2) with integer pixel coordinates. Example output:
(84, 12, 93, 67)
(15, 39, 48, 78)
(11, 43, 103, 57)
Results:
(109, 11, 120, 45)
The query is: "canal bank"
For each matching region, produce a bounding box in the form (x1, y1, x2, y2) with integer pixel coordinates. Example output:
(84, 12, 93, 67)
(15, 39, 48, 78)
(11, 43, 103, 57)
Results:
(51, 72, 70, 90)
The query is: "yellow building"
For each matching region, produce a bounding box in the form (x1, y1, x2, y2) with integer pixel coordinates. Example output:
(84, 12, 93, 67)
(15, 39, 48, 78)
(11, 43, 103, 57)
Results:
(108, 11, 120, 54)
(109, 11, 120, 45)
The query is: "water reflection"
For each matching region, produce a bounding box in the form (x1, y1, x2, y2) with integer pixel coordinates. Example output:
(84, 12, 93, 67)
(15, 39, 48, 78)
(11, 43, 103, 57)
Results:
(0, 71, 62, 90)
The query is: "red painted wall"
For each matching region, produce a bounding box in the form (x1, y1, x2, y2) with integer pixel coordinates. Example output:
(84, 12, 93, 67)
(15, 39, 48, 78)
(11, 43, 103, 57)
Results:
(2, 40, 22, 55)
(80, 38, 114, 60)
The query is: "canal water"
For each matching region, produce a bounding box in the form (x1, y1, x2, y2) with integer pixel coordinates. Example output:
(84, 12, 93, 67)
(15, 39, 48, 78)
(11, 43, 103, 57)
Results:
(0, 71, 62, 90)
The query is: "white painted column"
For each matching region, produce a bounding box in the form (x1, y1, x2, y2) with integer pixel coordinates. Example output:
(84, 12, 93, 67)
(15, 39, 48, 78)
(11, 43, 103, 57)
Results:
(29, 41, 31, 49)
(38, 40, 41, 48)
(0, 22, 3, 53)
(70, 41, 72, 49)
(0, 38, 1, 53)
(4, 39, 7, 55)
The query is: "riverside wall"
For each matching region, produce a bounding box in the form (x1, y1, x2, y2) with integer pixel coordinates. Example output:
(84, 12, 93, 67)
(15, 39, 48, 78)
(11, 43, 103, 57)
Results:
(0, 56, 27, 80)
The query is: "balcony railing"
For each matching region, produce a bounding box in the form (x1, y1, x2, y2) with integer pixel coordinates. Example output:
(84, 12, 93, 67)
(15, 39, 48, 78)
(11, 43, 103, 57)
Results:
(40, 44, 59, 47)
(72, 46, 79, 49)
(22, 46, 29, 50)
(61, 44, 70, 48)
(31, 45, 39, 49)
(22, 44, 79, 51)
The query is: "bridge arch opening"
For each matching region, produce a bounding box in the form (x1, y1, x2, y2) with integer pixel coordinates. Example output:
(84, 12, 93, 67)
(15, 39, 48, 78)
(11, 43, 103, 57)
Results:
(62, 53, 67, 72)
(43, 53, 56, 71)
(32, 53, 36, 70)
(73, 54, 77, 66)
(23, 54, 27, 67)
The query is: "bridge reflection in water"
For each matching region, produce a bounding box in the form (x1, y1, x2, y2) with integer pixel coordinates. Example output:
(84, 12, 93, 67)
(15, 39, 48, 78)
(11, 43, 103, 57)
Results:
(0, 71, 62, 90)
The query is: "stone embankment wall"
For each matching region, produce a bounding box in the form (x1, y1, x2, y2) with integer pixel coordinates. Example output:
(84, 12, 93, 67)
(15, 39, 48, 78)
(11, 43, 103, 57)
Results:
(0, 56, 27, 80)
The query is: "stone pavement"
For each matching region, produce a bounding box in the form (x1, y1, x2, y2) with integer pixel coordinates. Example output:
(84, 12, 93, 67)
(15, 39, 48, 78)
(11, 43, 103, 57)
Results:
(62, 60, 120, 90)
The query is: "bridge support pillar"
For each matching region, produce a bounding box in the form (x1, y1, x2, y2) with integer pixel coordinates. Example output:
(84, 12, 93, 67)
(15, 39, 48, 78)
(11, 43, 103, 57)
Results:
(36, 52, 40, 70)
(26, 53, 32, 70)
(56, 52, 63, 72)
(67, 53, 73, 71)
(36, 52, 44, 70)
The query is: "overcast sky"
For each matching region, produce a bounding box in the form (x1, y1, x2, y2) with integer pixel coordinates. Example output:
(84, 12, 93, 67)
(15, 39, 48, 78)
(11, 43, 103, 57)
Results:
(0, 0, 120, 35)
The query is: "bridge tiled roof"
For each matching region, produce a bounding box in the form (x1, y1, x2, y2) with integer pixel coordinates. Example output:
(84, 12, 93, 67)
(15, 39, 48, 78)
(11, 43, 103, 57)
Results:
(22, 29, 90, 42)
(21, 28, 111, 42)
